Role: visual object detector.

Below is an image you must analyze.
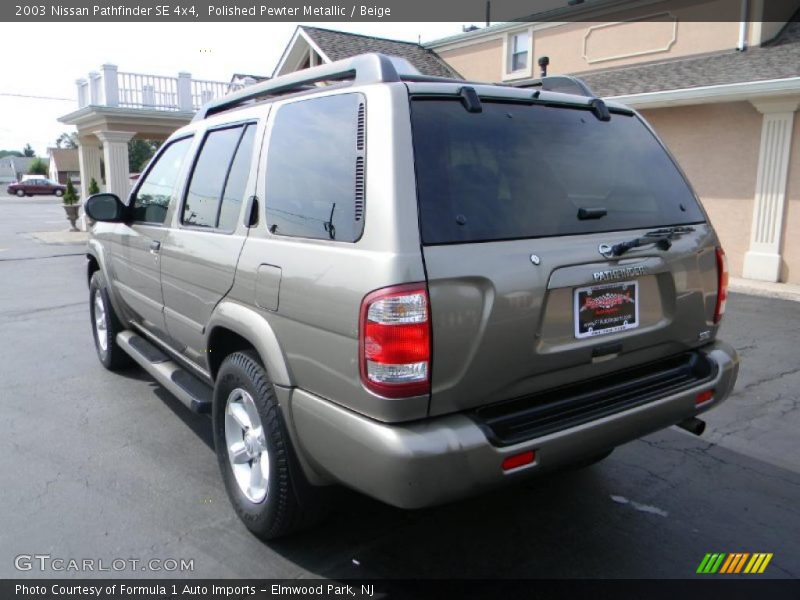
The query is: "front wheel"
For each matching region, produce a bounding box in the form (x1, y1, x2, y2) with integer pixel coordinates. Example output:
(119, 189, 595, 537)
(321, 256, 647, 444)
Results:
(55, 189, 64, 197)
(213, 351, 328, 540)
(16, 189, 24, 197)
(89, 272, 132, 370)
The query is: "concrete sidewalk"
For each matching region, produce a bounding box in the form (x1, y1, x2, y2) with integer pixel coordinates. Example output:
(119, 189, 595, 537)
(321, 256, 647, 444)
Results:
(729, 277, 800, 303)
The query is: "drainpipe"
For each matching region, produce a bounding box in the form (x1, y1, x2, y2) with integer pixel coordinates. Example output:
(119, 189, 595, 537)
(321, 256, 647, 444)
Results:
(737, 0, 749, 51)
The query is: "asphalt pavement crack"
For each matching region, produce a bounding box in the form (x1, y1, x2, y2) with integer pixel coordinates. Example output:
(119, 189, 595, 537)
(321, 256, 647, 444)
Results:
(0, 252, 84, 262)
(739, 366, 800, 393)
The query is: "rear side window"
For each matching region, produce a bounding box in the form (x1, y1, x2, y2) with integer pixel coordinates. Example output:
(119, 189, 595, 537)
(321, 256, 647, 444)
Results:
(131, 137, 193, 224)
(264, 93, 365, 242)
(183, 124, 255, 230)
(410, 99, 705, 245)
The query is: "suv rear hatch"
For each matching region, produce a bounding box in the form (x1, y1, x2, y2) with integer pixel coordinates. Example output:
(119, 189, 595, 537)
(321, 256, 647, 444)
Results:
(409, 92, 722, 417)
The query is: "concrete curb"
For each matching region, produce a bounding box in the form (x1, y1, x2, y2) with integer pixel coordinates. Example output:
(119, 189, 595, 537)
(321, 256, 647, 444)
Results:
(729, 277, 800, 303)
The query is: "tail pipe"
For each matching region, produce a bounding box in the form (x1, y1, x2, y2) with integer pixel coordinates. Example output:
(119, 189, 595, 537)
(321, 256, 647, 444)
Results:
(677, 417, 706, 436)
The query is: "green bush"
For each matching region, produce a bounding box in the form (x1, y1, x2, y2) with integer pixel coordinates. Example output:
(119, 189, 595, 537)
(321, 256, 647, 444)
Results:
(88, 178, 100, 194)
(27, 158, 48, 176)
(63, 180, 79, 205)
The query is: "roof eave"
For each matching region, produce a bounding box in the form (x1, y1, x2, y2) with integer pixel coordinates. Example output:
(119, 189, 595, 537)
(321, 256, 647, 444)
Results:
(607, 76, 800, 109)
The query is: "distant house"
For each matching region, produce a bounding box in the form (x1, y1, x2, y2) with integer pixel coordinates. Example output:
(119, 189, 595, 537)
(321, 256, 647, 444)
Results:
(0, 156, 37, 184)
(272, 26, 460, 78)
(48, 148, 81, 185)
(228, 73, 269, 93)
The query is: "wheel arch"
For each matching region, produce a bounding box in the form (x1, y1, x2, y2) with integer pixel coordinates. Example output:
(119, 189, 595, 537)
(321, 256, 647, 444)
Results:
(206, 301, 292, 386)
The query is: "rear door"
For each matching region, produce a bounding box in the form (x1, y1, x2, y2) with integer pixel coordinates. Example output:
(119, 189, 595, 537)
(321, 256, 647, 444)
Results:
(410, 97, 720, 416)
(160, 121, 261, 366)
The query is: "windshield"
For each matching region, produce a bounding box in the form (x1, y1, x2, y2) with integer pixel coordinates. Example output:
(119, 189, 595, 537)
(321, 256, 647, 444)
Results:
(410, 98, 705, 245)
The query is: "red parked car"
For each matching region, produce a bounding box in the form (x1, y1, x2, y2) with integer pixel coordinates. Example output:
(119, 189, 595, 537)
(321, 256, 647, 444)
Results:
(7, 178, 67, 197)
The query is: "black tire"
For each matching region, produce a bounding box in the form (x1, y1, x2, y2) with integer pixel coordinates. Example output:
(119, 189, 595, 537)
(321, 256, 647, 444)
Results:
(89, 271, 132, 370)
(213, 351, 328, 540)
(55, 189, 64, 197)
(16, 189, 24, 197)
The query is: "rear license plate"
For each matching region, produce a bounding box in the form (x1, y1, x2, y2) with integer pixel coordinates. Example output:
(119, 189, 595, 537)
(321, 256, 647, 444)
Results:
(574, 280, 639, 339)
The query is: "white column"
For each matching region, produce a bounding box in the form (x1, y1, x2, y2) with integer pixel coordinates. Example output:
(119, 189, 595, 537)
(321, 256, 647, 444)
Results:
(77, 137, 103, 231)
(177, 72, 193, 111)
(96, 131, 135, 201)
(76, 78, 88, 108)
(88, 71, 101, 105)
(101, 64, 119, 107)
(743, 97, 800, 282)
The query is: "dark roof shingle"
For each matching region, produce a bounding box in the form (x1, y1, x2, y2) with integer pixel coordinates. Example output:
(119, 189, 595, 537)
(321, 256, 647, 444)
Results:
(580, 18, 800, 97)
(301, 26, 461, 79)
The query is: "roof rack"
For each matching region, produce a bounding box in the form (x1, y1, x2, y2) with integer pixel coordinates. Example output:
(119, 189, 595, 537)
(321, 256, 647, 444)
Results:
(194, 53, 417, 121)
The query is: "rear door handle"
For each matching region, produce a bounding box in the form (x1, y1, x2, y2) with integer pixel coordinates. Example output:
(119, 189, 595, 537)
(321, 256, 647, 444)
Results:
(149, 241, 161, 254)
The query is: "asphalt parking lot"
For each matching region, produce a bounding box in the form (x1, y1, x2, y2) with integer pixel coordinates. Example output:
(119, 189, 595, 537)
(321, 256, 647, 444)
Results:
(1, 193, 798, 580)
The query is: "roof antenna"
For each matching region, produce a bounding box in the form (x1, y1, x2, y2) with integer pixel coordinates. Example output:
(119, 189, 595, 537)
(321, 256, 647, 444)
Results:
(485, 0, 491, 27)
(538, 56, 550, 77)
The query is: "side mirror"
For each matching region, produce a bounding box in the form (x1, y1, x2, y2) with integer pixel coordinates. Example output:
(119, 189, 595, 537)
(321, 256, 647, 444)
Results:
(85, 193, 126, 222)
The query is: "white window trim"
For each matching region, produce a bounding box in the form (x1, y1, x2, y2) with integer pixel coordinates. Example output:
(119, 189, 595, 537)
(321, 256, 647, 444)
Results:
(502, 27, 534, 81)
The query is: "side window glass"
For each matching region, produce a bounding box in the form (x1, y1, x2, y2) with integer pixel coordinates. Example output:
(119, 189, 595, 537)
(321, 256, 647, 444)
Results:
(264, 94, 365, 242)
(218, 125, 256, 231)
(132, 137, 192, 224)
(182, 126, 244, 228)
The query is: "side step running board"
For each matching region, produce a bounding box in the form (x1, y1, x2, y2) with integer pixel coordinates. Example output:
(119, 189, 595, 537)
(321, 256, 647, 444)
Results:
(117, 331, 212, 413)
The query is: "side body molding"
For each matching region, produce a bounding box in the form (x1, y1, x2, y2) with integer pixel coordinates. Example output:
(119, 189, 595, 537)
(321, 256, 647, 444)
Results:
(206, 300, 293, 386)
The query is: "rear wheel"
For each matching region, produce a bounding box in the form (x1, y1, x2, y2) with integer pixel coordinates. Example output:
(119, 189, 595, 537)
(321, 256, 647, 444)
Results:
(89, 272, 132, 370)
(15, 189, 24, 197)
(213, 351, 328, 540)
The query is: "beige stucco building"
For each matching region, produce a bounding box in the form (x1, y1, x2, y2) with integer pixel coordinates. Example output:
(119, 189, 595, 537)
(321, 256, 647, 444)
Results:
(427, 0, 800, 283)
(61, 6, 800, 284)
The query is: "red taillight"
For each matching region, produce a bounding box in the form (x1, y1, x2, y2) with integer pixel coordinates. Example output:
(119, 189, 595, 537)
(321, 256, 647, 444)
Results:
(695, 389, 714, 406)
(359, 283, 431, 398)
(502, 451, 536, 471)
(714, 247, 729, 324)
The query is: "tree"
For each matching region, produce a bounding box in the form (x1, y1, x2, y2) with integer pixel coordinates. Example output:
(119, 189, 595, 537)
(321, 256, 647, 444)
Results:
(0, 150, 23, 159)
(63, 180, 79, 205)
(22, 144, 35, 157)
(55, 132, 78, 149)
(89, 177, 100, 194)
(128, 139, 162, 172)
(27, 158, 48, 176)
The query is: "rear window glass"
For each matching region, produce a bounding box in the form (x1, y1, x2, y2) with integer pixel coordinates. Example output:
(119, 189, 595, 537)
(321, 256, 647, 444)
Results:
(410, 99, 704, 245)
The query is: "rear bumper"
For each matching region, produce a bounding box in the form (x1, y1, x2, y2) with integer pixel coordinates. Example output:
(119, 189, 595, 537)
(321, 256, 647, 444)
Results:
(288, 341, 739, 509)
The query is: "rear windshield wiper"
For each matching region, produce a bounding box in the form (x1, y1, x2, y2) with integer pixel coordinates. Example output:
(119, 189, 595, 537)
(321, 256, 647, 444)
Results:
(609, 226, 695, 257)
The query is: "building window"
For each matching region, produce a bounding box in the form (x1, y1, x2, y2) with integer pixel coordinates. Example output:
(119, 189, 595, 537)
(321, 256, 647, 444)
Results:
(510, 31, 530, 72)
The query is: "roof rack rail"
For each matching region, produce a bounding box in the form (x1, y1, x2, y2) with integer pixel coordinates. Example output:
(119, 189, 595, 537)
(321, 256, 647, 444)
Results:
(518, 75, 596, 98)
(194, 53, 411, 121)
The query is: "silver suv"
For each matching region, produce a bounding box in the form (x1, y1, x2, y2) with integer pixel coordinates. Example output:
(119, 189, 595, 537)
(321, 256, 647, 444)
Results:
(85, 53, 739, 539)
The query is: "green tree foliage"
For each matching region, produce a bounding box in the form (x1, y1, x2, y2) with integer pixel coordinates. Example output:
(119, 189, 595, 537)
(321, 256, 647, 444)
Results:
(22, 144, 35, 157)
(55, 132, 79, 149)
(27, 158, 48, 176)
(128, 139, 162, 172)
(89, 177, 100, 194)
(63, 179, 79, 205)
(0, 150, 23, 158)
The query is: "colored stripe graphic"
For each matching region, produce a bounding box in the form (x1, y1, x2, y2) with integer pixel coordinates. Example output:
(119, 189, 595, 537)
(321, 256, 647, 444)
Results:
(701, 552, 773, 574)
(720, 554, 737, 574)
(698, 553, 727, 573)
(733, 553, 750, 573)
